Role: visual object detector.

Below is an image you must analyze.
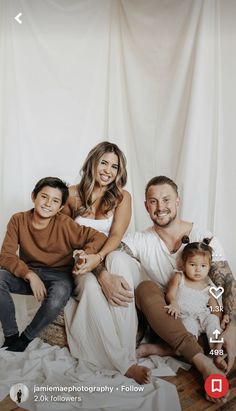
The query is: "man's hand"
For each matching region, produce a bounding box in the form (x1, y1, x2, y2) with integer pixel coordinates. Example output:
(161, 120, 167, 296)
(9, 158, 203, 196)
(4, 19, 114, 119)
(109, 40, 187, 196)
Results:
(215, 322, 236, 373)
(25, 270, 47, 302)
(221, 314, 230, 330)
(164, 302, 181, 319)
(97, 270, 133, 307)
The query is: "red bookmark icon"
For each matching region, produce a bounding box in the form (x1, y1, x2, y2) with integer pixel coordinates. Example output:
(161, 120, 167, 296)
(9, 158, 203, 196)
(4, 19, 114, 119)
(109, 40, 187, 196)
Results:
(205, 374, 229, 398)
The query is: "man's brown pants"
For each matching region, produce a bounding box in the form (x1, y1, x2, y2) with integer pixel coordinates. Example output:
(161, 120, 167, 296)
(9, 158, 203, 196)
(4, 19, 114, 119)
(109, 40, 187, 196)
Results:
(135, 281, 203, 363)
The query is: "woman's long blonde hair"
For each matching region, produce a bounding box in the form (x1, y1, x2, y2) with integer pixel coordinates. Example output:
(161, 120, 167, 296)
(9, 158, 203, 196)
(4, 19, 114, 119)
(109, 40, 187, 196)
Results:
(77, 141, 127, 216)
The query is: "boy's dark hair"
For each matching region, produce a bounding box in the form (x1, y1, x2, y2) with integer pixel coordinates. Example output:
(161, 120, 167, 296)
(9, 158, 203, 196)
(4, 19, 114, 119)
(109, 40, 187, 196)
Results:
(32, 177, 69, 206)
(145, 176, 178, 198)
(181, 238, 213, 265)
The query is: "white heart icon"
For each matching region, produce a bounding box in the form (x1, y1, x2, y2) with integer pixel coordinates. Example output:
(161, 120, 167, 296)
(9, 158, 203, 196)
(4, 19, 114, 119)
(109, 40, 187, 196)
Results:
(209, 286, 224, 299)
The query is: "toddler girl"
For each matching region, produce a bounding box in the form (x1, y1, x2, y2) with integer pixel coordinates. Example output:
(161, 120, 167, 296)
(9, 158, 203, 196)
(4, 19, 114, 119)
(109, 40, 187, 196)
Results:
(165, 238, 229, 357)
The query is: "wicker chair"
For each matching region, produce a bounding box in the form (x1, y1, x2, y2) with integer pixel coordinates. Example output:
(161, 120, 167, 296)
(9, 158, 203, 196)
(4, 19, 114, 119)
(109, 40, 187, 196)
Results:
(39, 310, 67, 347)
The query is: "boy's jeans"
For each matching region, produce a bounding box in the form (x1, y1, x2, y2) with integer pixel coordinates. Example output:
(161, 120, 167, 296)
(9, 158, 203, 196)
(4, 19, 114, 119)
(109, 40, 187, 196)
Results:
(0, 267, 74, 340)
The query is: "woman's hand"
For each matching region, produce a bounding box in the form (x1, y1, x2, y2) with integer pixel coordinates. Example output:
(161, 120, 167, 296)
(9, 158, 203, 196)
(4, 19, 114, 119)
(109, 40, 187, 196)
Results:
(164, 302, 181, 319)
(97, 270, 134, 307)
(25, 270, 47, 302)
(73, 251, 101, 274)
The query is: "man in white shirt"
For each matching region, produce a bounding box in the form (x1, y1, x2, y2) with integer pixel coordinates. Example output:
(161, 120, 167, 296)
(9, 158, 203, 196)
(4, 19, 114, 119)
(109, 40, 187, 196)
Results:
(98, 176, 236, 385)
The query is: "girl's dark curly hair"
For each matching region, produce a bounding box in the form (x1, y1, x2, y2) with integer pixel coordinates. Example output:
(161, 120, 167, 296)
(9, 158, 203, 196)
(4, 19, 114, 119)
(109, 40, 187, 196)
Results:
(181, 237, 213, 265)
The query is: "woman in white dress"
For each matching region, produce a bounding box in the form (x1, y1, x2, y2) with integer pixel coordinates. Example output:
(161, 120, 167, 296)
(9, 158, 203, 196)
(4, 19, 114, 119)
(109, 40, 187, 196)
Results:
(62, 141, 150, 384)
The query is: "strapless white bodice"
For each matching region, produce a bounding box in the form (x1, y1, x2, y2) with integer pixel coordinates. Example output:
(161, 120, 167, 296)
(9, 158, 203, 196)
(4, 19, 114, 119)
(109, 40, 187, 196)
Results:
(74, 215, 113, 236)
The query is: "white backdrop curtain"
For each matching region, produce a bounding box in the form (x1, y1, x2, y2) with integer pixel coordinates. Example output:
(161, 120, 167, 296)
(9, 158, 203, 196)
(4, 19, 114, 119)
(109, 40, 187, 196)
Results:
(0, 0, 235, 295)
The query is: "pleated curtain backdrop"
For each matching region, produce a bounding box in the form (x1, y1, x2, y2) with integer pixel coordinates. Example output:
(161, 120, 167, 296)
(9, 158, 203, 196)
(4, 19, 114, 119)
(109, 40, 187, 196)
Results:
(0, 0, 235, 276)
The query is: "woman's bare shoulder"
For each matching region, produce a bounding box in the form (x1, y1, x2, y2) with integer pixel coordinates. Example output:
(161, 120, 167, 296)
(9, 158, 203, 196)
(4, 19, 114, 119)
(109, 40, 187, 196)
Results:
(69, 184, 79, 197)
(113, 189, 131, 217)
(62, 185, 81, 217)
(121, 189, 131, 201)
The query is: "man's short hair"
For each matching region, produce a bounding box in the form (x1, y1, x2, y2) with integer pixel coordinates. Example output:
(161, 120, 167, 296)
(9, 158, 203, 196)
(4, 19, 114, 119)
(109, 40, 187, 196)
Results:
(32, 177, 69, 205)
(145, 176, 178, 198)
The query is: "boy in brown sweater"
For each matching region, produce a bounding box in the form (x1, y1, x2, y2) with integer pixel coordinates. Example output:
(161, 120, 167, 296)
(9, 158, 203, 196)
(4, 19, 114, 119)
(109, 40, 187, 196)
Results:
(0, 177, 106, 352)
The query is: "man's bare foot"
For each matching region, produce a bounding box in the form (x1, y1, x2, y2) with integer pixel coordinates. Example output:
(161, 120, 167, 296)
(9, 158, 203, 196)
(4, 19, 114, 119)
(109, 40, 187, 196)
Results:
(136, 343, 174, 358)
(214, 355, 228, 373)
(125, 364, 151, 384)
(192, 353, 229, 403)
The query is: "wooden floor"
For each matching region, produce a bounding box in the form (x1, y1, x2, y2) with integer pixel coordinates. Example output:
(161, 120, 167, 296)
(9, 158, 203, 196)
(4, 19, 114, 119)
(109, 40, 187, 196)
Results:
(164, 365, 236, 411)
(0, 396, 28, 411)
(1, 363, 235, 411)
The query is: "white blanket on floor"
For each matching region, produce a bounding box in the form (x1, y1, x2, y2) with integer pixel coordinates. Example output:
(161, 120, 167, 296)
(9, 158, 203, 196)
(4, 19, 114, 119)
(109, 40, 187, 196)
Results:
(0, 338, 182, 411)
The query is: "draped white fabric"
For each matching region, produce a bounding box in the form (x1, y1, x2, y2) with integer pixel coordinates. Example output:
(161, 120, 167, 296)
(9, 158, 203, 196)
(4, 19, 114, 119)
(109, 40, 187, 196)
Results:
(0, 339, 182, 411)
(0, 0, 235, 271)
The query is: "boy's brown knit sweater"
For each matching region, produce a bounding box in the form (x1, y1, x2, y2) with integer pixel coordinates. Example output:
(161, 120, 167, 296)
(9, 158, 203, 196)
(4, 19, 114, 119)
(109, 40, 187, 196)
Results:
(0, 210, 107, 278)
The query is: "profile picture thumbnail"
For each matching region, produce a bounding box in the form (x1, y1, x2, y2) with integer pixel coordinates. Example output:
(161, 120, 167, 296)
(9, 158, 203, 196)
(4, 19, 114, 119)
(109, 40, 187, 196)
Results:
(10, 383, 29, 404)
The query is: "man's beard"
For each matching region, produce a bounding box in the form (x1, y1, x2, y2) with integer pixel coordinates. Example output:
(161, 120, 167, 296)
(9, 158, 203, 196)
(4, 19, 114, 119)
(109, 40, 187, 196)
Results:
(152, 211, 177, 228)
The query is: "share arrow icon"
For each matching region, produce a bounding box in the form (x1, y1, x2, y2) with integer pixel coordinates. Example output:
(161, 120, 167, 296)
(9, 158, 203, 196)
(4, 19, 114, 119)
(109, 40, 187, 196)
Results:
(210, 329, 224, 344)
(14, 12, 22, 24)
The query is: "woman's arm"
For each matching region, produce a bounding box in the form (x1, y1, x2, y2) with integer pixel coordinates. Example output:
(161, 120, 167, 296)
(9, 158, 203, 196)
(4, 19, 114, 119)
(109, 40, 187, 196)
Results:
(61, 185, 78, 217)
(99, 190, 132, 259)
(76, 190, 132, 273)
